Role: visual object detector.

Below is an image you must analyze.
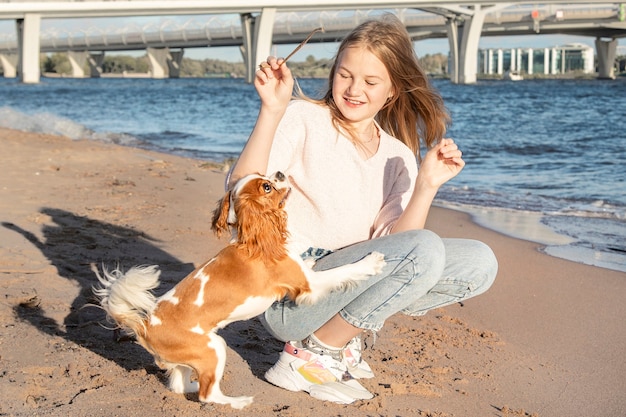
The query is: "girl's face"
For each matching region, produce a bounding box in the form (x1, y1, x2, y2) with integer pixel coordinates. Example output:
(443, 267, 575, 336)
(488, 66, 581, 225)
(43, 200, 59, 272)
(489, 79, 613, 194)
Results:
(332, 46, 394, 127)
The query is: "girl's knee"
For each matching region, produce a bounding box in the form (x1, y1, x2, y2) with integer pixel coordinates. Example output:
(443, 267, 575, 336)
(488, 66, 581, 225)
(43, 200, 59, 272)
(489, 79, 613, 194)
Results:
(406, 229, 446, 273)
(467, 240, 498, 294)
(391, 229, 446, 289)
(439, 238, 498, 296)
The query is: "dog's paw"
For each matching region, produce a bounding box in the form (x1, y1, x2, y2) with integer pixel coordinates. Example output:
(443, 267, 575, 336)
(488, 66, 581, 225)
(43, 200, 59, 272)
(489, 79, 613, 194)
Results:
(204, 394, 254, 409)
(361, 251, 386, 275)
(228, 395, 254, 410)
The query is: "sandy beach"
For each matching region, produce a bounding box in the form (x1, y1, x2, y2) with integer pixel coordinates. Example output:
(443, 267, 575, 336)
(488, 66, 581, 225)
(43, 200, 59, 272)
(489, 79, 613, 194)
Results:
(1, 127, 624, 417)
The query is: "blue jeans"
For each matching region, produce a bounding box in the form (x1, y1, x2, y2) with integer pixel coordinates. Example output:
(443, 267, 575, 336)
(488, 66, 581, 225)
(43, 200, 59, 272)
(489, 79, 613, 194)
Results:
(261, 229, 498, 342)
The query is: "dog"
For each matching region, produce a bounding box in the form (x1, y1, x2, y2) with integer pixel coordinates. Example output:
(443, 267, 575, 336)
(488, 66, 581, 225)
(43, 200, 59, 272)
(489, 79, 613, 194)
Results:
(93, 171, 386, 409)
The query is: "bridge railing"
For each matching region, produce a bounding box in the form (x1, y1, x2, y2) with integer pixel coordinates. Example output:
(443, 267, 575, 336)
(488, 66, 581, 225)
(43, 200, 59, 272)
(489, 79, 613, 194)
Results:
(0, 5, 621, 53)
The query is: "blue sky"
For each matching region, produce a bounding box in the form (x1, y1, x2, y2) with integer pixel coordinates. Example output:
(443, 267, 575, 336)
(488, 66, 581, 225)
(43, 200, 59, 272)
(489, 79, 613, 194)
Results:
(1, 12, 624, 62)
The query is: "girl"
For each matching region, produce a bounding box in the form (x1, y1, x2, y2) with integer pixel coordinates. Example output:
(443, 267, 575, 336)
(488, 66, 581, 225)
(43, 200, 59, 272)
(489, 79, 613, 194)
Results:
(228, 15, 497, 404)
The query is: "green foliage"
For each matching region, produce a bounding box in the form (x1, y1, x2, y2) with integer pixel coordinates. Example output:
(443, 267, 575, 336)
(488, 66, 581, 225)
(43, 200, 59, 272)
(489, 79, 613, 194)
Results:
(289, 56, 333, 79)
(101, 55, 149, 74)
(42, 53, 72, 75)
(180, 57, 204, 77)
(418, 53, 449, 74)
(199, 58, 246, 78)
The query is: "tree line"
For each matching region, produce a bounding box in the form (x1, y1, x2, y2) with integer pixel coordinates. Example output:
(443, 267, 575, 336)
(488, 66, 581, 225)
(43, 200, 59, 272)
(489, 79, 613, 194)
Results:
(3, 51, 625, 78)
(37, 51, 449, 78)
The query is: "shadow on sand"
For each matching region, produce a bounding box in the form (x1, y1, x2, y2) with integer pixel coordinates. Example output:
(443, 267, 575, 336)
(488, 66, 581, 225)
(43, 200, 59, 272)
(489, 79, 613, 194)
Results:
(3, 207, 281, 384)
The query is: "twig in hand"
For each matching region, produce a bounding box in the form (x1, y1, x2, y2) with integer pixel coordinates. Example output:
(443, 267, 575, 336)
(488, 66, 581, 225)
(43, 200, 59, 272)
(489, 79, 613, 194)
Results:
(259, 27, 323, 69)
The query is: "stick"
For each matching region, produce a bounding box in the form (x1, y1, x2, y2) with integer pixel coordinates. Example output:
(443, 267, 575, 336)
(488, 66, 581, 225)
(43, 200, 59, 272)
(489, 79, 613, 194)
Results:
(259, 27, 323, 69)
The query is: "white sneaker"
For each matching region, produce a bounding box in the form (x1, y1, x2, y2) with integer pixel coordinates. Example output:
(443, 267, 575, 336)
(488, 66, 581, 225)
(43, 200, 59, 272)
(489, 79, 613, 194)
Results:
(264, 341, 373, 404)
(343, 335, 375, 379)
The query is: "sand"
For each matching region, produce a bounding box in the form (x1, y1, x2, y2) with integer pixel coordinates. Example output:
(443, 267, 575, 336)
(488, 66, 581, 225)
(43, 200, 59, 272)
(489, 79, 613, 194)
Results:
(1, 128, 624, 417)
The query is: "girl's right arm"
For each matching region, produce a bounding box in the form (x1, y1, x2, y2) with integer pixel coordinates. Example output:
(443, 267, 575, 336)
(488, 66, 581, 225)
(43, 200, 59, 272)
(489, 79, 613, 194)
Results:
(227, 57, 294, 188)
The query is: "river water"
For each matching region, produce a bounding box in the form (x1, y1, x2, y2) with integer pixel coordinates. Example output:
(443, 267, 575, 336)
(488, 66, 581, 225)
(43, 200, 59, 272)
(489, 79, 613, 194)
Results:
(1, 76, 624, 272)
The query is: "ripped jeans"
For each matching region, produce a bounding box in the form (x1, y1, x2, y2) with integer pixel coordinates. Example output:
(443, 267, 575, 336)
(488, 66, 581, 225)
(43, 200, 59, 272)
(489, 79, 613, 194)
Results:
(261, 229, 498, 342)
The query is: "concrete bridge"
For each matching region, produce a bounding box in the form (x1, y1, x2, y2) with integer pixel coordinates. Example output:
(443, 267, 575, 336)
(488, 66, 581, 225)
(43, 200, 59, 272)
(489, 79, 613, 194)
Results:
(1, 0, 625, 84)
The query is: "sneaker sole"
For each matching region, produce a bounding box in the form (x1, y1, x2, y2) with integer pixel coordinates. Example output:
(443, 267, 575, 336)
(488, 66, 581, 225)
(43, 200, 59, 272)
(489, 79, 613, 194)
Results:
(309, 382, 364, 404)
(265, 360, 310, 393)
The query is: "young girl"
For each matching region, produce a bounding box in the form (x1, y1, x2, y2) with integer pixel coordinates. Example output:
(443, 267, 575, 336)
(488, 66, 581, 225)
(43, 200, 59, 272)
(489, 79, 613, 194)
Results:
(228, 15, 497, 404)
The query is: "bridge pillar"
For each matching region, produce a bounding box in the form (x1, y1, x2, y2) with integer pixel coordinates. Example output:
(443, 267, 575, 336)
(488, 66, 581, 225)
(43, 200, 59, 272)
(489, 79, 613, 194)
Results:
(88, 52, 104, 78)
(167, 49, 184, 78)
(595, 38, 617, 80)
(550, 48, 558, 74)
(146, 47, 184, 79)
(486, 49, 493, 74)
(446, 18, 460, 83)
(67, 51, 88, 78)
(0, 53, 18, 78)
(240, 8, 277, 83)
(446, 5, 487, 84)
(147, 47, 170, 79)
(16, 14, 41, 84)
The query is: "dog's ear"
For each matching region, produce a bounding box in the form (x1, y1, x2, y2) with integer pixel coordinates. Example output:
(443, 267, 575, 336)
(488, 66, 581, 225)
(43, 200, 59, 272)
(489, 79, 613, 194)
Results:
(236, 195, 288, 262)
(211, 191, 231, 237)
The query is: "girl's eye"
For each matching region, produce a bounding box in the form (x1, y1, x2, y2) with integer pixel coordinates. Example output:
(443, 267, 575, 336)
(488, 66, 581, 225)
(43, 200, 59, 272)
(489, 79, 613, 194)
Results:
(263, 183, 272, 193)
(365, 80, 377, 86)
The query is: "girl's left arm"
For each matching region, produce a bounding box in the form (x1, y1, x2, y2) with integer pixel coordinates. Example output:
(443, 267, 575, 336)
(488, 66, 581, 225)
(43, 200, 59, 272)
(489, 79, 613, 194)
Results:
(391, 138, 464, 233)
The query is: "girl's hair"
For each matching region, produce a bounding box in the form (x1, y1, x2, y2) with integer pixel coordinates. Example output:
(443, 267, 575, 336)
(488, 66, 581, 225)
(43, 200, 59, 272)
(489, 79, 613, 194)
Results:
(298, 14, 450, 158)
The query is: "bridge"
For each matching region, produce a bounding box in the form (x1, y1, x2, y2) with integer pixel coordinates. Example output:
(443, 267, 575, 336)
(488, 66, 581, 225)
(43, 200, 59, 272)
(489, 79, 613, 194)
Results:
(1, 1, 625, 84)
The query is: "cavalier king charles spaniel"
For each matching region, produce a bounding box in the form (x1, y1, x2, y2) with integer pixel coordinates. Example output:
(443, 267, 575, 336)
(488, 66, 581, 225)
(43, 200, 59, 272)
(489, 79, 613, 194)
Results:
(94, 171, 385, 409)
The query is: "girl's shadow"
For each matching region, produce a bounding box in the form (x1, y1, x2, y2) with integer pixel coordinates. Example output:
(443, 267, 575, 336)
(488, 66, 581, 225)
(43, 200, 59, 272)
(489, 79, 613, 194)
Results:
(3, 207, 196, 371)
(3, 207, 283, 379)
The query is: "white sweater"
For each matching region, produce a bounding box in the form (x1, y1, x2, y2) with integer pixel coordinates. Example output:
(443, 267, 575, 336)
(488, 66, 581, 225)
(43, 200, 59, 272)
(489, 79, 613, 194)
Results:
(265, 100, 419, 251)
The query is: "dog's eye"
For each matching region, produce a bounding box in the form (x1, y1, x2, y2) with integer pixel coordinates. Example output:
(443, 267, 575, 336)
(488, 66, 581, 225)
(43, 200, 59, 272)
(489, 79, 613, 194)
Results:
(263, 183, 272, 193)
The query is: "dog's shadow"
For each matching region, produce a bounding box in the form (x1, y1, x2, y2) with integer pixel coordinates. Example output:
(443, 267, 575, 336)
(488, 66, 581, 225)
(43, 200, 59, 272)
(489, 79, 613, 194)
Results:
(3, 207, 282, 379)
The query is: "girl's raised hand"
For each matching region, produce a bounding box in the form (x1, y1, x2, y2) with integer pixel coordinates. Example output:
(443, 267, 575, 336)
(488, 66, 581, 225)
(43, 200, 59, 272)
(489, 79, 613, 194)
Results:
(418, 138, 465, 189)
(255, 56, 294, 112)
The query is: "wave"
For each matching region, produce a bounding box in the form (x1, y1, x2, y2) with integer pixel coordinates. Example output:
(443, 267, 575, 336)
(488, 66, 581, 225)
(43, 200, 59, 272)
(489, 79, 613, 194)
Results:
(437, 184, 625, 222)
(0, 106, 242, 165)
(0, 106, 141, 146)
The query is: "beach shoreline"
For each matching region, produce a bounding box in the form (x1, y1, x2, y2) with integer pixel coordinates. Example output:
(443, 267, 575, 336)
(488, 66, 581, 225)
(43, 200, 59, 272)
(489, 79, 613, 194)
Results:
(435, 202, 626, 273)
(1, 128, 625, 417)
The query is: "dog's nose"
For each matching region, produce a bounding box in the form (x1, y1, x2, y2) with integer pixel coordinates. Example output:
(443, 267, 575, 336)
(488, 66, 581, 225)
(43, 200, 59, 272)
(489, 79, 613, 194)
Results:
(270, 171, 289, 189)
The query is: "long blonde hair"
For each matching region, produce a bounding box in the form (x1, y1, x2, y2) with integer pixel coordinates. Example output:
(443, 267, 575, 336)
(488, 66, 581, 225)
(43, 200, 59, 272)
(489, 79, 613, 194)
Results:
(298, 14, 450, 159)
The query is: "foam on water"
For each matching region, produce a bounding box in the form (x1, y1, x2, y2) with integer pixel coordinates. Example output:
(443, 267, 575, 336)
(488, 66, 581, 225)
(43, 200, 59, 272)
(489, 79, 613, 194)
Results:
(437, 201, 626, 272)
(0, 106, 140, 146)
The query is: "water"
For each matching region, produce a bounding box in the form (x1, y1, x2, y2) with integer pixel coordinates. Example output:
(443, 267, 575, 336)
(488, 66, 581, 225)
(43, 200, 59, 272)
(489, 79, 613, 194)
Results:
(1, 76, 624, 272)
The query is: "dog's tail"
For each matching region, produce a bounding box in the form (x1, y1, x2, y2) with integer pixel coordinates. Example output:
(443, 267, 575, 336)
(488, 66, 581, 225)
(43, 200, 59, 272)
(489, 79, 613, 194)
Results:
(93, 265, 160, 338)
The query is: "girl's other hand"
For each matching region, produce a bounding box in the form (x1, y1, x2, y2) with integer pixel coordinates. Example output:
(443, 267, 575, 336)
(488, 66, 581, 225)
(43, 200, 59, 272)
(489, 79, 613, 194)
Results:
(418, 138, 465, 189)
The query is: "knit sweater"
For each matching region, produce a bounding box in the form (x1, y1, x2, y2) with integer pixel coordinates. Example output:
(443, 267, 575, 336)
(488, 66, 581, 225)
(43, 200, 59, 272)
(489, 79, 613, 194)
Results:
(266, 100, 419, 251)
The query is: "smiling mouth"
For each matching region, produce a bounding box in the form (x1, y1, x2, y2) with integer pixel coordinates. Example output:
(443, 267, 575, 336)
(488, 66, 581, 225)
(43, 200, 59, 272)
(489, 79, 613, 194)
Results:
(345, 97, 364, 105)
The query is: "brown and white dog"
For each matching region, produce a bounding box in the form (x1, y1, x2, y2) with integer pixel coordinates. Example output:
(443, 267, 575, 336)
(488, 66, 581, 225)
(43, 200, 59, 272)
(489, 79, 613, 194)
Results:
(93, 171, 385, 409)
